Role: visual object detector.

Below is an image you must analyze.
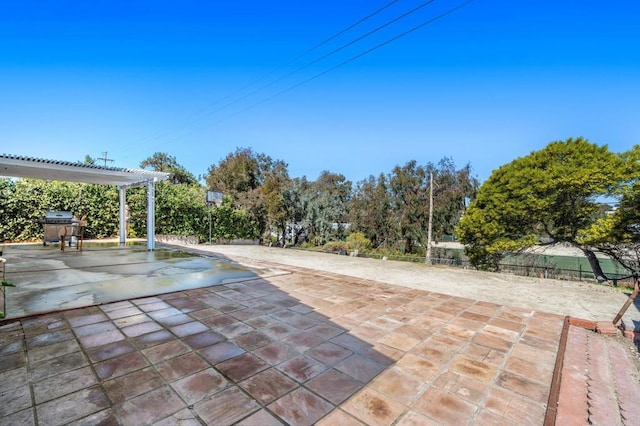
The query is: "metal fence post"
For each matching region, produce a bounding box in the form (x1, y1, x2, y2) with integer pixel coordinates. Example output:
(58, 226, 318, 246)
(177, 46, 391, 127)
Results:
(579, 263, 581, 281)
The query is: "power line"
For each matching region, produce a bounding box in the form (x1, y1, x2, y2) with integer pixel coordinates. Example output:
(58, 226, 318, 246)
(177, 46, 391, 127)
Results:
(227, 0, 478, 118)
(211, 0, 438, 115)
(134, 0, 404, 148)
(142, 0, 447, 145)
(131, 0, 478, 152)
(247, 0, 404, 86)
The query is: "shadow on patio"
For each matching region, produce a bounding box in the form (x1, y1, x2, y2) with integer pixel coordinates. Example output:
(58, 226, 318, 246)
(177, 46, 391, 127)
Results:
(0, 242, 565, 425)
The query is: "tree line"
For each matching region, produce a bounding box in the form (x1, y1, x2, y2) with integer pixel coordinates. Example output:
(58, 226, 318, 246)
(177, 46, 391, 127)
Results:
(2, 137, 638, 280)
(203, 148, 478, 252)
(0, 149, 478, 255)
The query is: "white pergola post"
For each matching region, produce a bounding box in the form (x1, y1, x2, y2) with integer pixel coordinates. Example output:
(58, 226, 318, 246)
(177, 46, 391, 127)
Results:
(146, 179, 156, 251)
(118, 186, 127, 245)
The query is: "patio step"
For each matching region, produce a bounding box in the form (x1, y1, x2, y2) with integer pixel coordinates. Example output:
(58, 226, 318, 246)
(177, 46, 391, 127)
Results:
(596, 320, 621, 336)
(553, 324, 640, 425)
(619, 318, 640, 342)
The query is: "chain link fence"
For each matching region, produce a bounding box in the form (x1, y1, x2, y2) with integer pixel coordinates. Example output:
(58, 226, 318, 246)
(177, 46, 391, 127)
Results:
(350, 246, 633, 285)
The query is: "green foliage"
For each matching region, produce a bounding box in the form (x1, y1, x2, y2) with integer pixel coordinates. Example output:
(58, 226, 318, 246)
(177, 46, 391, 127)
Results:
(73, 184, 120, 239)
(320, 240, 349, 254)
(261, 161, 290, 245)
(205, 147, 288, 241)
(0, 176, 258, 244)
(153, 182, 208, 237)
(457, 137, 627, 272)
(1, 279, 15, 287)
(345, 232, 371, 251)
(303, 171, 352, 246)
(140, 152, 198, 185)
(363, 157, 479, 254)
(0, 178, 120, 241)
(578, 148, 640, 273)
(389, 160, 428, 253)
(349, 174, 396, 248)
(284, 177, 312, 246)
(206, 147, 266, 196)
(210, 197, 260, 241)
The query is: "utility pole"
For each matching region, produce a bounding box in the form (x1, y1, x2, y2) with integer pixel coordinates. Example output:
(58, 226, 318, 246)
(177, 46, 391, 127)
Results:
(426, 171, 433, 264)
(98, 151, 115, 167)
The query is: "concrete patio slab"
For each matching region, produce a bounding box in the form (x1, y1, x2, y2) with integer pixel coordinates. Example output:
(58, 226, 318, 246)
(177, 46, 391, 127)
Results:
(1, 242, 285, 318)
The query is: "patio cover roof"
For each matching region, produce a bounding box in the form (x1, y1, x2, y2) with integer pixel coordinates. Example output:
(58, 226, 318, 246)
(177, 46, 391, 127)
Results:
(0, 154, 169, 187)
(0, 154, 170, 250)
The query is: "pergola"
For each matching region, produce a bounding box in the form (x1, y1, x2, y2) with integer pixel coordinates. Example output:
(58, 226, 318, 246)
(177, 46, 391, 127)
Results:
(0, 154, 170, 250)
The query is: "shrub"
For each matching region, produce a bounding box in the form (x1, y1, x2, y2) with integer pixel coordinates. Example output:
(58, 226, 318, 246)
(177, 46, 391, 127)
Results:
(321, 241, 349, 254)
(346, 232, 371, 252)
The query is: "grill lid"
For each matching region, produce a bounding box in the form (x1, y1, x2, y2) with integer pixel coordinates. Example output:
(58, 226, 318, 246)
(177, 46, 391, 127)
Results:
(44, 210, 74, 223)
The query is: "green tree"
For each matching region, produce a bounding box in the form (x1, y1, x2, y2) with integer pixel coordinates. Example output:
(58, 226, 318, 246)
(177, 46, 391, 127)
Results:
(305, 171, 352, 245)
(429, 158, 478, 242)
(206, 148, 271, 197)
(579, 145, 640, 273)
(210, 196, 259, 241)
(205, 148, 289, 242)
(350, 158, 477, 253)
(261, 161, 291, 245)
(457, 137, 626, 280)
(283, 176, 313, 246)
(349, 173, 396, 248)
(140, 152, 197, 185)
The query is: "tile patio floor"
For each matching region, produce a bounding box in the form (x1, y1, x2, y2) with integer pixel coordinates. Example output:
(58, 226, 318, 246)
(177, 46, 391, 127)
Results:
(1, 262, 568, 425)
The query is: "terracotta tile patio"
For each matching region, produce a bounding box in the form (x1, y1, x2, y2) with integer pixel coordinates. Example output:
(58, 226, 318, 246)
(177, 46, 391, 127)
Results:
(0, 261, 574, 426)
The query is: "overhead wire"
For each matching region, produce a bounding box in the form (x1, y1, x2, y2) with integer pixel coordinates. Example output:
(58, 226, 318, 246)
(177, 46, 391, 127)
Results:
(131, 0, 404, 149)
(131, 0, 478, 156)
(146, 0, 446, 146)
(249, 0, 404, 84)
(223, 0, 478, 120)
(209, 0, 437, 114)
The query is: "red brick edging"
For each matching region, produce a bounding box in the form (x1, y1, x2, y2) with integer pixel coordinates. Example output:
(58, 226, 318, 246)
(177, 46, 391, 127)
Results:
(543, 316, 571, 425)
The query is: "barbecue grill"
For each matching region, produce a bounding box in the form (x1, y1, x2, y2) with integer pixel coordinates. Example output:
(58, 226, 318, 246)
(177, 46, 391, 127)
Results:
(42, 210, 75, 246)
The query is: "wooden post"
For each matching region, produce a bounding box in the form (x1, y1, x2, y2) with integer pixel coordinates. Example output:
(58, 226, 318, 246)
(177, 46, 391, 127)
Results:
(613, 277, 639, 326)
(425, 172, 433, 264)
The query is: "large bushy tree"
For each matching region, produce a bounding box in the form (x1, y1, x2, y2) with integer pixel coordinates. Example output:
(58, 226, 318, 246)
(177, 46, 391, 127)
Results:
(389, 160, 428, 253)
(429, 158, 478, 241)
(349, 173, 396, 248)
(261, 161, 291, 244)
(140, 152, 197, 185)
(386, 158, 478, 254)
(579, 145, 640, 274)
(205, 147, 289, 242)
(456, 137, 628, 280)
(283, 177, 313, 246)
(305, 171, 352, 245)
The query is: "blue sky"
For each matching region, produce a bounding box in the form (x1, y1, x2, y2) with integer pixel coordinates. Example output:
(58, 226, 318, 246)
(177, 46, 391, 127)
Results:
(1, 0, 639, 184)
